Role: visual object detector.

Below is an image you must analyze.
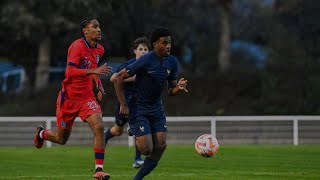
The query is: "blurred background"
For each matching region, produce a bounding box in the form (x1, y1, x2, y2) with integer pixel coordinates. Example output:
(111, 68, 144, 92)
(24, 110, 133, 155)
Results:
(1, 0, 320, 116)
(2, 2, 320, 178)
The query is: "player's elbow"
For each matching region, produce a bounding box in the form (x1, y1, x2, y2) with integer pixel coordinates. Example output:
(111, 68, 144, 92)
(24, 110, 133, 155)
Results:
(65, 69, 71, 77)
(113, 76, 121, 85)
(113, 73, 124, 84)
(109, 73, 116, 83)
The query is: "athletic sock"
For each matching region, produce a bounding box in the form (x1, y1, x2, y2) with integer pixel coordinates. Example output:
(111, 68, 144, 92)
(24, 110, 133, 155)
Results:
(39, 130, 48, 140)
(94, 147, 105, 170)
(104, 128, 114, 144)
(135, 143, 142, 160)
(133, 157, 158, 180)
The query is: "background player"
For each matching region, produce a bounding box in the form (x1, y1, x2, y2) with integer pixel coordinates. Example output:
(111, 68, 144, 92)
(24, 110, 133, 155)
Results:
(112, 27, 188, 180)
(104, 36, 150, 168)
(33, 17, 112, 180)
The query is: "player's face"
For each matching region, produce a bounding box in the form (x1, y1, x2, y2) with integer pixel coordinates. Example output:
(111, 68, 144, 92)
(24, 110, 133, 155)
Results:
(83, 19, 102, 41)
(134, 44, 149, 59)
(154, 36, 171, 57)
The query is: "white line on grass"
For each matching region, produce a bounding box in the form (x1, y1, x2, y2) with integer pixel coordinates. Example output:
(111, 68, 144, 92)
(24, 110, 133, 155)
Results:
(0, 174, 197, 179)
(0, 172, 307, 179)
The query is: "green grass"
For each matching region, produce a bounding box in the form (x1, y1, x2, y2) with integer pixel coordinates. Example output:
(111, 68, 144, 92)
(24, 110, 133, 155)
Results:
(0, 145, 320, 179)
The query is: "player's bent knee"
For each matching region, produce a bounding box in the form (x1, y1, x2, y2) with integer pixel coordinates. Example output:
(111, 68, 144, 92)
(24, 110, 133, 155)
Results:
(160, 143, 167, 151)
(154, 143, 167, 152)
(114, 130, 123, 136)
(140, 147, 153, 156)
(94, 121, 104, 132)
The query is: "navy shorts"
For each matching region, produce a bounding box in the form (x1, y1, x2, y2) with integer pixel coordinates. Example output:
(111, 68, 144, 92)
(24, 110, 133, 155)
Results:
(129, 111, 167, 137)
(114, 104, 137, 126)
(115, 113, 128, 126)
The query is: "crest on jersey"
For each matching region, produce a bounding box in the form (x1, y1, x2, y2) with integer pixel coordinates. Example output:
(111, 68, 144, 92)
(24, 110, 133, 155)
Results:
(61, 120, 66, 128)
(96, 54, 100, 63)
(167, 69, 171, 74)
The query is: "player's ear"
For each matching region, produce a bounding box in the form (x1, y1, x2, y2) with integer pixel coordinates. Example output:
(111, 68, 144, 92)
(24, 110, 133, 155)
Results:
(82, 28, 87, 35)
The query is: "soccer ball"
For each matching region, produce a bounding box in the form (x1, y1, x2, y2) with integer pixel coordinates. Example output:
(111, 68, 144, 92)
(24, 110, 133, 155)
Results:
(195, 134, 219, 157)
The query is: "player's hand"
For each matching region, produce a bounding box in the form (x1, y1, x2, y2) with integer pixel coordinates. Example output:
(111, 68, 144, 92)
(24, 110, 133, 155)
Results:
(97, 83, 105, 94)
(177, 78, 188, 92)
(119, 104, 129, 118)
(97, 91, 104, 101)
(95, 63, 113, 75)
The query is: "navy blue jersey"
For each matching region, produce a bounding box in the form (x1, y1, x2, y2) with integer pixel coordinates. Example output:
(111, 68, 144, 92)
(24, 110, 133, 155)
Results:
(115, 59, 137, 109)
(126, 51, 178, 114)
(116, 58, 136, 99)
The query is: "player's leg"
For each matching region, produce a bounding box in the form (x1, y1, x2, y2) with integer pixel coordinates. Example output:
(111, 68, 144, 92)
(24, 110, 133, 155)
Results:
(149, 132, 167, 160)
(129, 115, 153, 156)
(133, 132, 166, 180)
(86, 113, 110, 180)
(147, 112, 167, 161)
(34, 123, 73, 148)
(104, 124, 124, 143)
(104, 114, 126, 144)
(130, 115, 157, 179)
(34, 94, 76, 148)
(133, 136, 144, 168)
(133, 113, 167, 180)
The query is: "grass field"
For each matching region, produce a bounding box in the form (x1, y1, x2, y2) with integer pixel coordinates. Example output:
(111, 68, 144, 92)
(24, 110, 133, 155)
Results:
(0, 145, 320, 180)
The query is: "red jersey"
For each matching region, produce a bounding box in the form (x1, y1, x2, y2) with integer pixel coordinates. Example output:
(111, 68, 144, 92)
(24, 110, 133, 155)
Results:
(62, 38, 104, 99)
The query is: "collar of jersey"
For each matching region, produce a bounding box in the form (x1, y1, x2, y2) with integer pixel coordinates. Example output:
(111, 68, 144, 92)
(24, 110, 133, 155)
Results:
(82, 37, 98, 48)
(152, 50, 166, 62)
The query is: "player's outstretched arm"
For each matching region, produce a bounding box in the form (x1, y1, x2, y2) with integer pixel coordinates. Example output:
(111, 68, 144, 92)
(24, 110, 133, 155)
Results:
(110, 73, 136, 83)
(65, 63, 112, 77)
(168, 78, 188, 96)
(113, 68, 131, 116)
(87, 63, 113, 76)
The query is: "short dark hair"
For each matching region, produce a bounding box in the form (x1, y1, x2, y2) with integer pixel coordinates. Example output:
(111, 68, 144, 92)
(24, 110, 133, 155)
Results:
(80, 17, 96, 36)
(150, 27, 171, 45)
(132, 36, 150, 50)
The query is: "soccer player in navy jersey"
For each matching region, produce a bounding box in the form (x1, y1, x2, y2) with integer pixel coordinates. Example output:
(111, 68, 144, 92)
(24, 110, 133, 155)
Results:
(33, 18, 112, 180)
(104, 36, 150, 168)
(112, 27, 188, 180)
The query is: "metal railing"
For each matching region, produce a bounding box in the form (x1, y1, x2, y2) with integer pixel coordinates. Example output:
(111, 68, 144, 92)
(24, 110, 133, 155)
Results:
(0, 116, 320, 147)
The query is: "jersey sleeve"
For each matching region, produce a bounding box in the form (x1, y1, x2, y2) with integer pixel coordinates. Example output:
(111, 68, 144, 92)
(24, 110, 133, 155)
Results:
(125, 56, 149, 77)
(116, 62, 129, 73)
(65, 43, 87, 77)
(67, 43, 81, 66)
(167, 57, 178, 81)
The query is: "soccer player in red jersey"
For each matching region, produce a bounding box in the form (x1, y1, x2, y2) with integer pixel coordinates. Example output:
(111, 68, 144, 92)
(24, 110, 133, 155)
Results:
(33, 17, 112, 180)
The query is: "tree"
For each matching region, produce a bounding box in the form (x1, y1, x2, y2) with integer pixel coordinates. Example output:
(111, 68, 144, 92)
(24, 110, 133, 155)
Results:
(1, 0, 111, 89)
(217, 0, 232, 71)
(207, 0, 232, 72)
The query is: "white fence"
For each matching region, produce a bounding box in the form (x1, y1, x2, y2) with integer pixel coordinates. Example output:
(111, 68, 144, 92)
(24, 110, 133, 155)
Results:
(0, 116, 320, 147)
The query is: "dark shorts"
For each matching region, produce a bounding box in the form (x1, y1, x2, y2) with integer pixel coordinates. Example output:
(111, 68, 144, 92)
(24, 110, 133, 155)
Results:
(114, 104, 137, 126)
(115, 112, 128, 126)
(128, 111, 167, 137)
